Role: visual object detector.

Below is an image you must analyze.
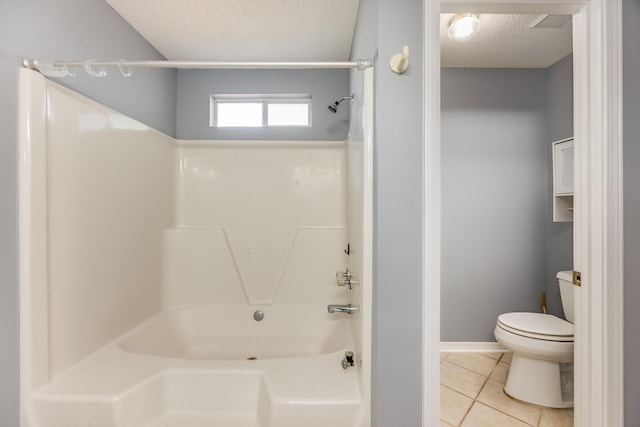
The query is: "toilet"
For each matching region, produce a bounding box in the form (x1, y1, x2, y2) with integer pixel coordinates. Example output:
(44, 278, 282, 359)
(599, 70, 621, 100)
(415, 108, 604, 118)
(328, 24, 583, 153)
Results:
(494, 271, 575, 408)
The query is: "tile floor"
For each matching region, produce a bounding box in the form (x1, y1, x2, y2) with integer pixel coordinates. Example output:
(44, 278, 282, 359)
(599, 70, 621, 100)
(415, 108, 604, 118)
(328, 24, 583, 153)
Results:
(440, 352, 573, 427)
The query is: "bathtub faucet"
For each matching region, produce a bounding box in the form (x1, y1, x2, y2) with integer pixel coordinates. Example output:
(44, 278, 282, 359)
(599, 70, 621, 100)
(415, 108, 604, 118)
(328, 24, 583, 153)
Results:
(327, 304, 359, 314)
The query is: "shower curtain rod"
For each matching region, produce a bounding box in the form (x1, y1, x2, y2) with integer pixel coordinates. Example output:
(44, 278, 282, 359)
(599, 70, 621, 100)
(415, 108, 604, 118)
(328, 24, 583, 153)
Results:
(22, 58, 374, 77)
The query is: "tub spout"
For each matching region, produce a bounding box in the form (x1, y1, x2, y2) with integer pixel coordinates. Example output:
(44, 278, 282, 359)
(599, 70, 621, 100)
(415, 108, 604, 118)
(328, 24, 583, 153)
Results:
(327, 304, 359, 314)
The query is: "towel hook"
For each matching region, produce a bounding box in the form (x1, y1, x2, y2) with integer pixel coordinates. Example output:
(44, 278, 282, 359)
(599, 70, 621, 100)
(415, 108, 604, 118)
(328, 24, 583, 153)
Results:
(389, 45, 409, 74)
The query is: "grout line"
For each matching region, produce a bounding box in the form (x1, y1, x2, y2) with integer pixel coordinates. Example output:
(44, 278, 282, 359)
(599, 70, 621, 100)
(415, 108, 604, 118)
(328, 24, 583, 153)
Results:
(536, 408, 543, 427)
(476, 401, 538, 427)
(478, 364, 539, 426)
(475, 374, 491, 402)
(440, 383, 471, 395)
(478, 353, 500, 361)
(440, 383, 474, 426)
(456, 400, 475, 426)
(479, 391, 539, 426)
(454, 366, 493, 425)
(442, 360, 497, 383)
(440, 382, 477, 426)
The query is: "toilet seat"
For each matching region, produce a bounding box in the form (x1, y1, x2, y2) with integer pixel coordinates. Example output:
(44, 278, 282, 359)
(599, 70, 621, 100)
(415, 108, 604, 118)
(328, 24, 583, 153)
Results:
(497, 313, 573, 342)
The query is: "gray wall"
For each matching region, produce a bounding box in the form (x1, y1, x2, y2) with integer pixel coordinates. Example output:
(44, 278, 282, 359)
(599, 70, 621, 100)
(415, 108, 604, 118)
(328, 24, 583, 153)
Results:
(0, 52, 20, 427)
(176, 69, 349, 140)
(441, 68, 549, 341)
(544, 55, 574, 318)
(0, 1, 176, 424)
(623, 0, 640, 424)
(0, 1, 177, 136)
(351, 0, 424, 425)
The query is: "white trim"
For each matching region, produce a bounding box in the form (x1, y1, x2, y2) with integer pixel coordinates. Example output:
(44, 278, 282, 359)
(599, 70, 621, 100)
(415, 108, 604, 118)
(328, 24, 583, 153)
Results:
(422, 0, 441, 425)
(424, 1, 624, 427)
(572, 1, 625, 426)
(440, 342, 509, 353)
(440, 0, 585, 14)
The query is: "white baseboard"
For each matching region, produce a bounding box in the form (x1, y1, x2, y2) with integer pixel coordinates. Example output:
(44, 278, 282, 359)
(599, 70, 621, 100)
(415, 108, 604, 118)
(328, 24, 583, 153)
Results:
(440, 342, 509, 353)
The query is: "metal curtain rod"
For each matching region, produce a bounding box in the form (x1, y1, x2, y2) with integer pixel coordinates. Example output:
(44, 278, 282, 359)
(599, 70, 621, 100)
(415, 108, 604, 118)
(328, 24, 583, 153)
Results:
(22, 58, 373, 77)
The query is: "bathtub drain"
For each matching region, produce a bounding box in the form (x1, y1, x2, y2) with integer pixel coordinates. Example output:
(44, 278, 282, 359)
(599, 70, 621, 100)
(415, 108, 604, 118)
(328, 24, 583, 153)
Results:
(247, 356, 257, 360)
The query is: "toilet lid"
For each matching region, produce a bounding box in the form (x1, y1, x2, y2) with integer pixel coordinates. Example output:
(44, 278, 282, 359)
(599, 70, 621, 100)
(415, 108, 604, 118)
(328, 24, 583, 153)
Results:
(497, 313, 574, 342)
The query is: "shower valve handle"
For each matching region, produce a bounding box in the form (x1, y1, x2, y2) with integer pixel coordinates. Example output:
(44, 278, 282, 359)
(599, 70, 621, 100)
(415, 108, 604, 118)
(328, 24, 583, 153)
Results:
(336, 270, 357, 289)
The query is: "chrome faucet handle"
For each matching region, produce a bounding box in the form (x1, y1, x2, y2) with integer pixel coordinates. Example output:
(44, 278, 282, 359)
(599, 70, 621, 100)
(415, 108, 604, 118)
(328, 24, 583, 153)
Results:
(327, 304, 360, 314)
(336, 269, 357, 289)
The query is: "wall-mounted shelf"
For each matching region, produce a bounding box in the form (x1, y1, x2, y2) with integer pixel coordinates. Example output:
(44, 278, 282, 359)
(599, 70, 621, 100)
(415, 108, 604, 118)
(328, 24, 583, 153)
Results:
(552, 137, 574, 222)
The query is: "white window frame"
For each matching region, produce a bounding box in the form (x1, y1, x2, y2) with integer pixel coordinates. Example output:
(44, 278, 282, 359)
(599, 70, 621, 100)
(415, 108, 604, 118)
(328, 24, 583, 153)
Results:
(209, 94, 312, 128)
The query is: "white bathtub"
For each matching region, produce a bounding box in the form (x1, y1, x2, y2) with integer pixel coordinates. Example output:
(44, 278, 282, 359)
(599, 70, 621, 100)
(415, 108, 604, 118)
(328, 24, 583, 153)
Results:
(120, 305, 349, 360)
(30, 305, 364, 427)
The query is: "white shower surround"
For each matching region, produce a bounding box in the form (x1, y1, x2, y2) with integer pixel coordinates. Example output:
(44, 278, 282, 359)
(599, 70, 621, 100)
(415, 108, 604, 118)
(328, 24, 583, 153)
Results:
(19, 68, 373, 427)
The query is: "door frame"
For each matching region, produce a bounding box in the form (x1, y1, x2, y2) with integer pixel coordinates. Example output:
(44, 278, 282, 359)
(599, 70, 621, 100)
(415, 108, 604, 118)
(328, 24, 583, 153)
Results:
(423, 1, 624, 426)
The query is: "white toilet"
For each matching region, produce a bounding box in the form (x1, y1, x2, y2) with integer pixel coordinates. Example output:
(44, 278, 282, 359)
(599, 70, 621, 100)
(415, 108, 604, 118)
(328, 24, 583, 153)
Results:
(494, 271, 575, 408)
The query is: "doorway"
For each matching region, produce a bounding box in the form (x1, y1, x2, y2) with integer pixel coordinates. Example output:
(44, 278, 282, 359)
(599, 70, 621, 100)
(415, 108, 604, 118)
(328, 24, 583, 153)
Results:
(439, 14, 574, 425)
(423, 1, 624, 427)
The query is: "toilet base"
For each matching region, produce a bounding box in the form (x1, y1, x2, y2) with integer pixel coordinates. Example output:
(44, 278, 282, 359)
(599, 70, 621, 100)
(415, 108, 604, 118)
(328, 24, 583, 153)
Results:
(504, 353, 574, 408)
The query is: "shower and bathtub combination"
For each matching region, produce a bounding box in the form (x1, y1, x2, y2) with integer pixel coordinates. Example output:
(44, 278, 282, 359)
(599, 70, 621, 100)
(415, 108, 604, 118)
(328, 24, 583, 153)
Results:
(19, 61, 373, 427)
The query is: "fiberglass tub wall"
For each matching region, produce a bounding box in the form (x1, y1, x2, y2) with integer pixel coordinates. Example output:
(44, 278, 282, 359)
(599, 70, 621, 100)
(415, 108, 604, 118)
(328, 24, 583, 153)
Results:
(167, 140, 349, 307)
(33, 74, 176, 378)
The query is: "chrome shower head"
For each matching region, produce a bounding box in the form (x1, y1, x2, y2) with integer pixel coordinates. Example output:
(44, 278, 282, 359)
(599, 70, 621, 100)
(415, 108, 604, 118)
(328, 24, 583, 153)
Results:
(328, 96, 353, 113)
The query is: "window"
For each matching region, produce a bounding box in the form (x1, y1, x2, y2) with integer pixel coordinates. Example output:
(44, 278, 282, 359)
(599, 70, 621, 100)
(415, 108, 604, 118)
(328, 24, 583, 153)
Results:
(210, 94, 312, 128)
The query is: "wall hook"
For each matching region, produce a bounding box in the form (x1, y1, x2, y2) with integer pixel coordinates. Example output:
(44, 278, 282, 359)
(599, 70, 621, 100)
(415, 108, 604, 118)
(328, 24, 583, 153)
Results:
(389, 45, 409, 74)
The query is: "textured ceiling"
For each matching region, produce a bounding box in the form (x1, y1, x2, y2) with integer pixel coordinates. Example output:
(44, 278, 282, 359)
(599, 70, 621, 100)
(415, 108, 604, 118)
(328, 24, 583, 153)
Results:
(105, 0, 361, 61)
(105, 2, 572, 68)
(441, 14, 573, 68)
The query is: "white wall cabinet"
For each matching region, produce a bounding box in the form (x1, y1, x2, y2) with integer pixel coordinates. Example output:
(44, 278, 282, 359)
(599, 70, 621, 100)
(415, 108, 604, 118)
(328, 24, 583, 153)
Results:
(553, 138, 574, 222)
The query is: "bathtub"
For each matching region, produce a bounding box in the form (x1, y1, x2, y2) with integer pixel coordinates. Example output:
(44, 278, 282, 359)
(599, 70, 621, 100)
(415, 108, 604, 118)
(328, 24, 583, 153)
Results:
(30, 305, 364, 427)
(120, 305, 349, 360)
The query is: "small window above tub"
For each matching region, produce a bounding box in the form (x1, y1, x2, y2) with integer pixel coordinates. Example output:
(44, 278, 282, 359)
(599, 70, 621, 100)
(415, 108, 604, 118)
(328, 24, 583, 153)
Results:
(210, 94, 312, 128)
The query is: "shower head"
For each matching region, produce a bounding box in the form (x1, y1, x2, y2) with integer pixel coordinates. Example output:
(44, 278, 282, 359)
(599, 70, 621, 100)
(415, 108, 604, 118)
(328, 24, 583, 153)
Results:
(328, 96, 354, 113)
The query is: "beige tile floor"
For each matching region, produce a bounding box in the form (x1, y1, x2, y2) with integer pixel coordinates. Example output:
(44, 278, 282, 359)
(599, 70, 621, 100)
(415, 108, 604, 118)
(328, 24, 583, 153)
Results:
(440, 352, 573, 427)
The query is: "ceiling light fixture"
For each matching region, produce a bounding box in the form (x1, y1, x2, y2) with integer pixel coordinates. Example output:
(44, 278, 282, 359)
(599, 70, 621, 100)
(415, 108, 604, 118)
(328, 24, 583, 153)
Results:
(448, 13, 480, 43)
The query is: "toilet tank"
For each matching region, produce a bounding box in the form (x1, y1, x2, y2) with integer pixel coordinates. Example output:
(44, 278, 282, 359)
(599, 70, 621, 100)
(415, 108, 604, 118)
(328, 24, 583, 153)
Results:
(557, 270, 575, 323)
